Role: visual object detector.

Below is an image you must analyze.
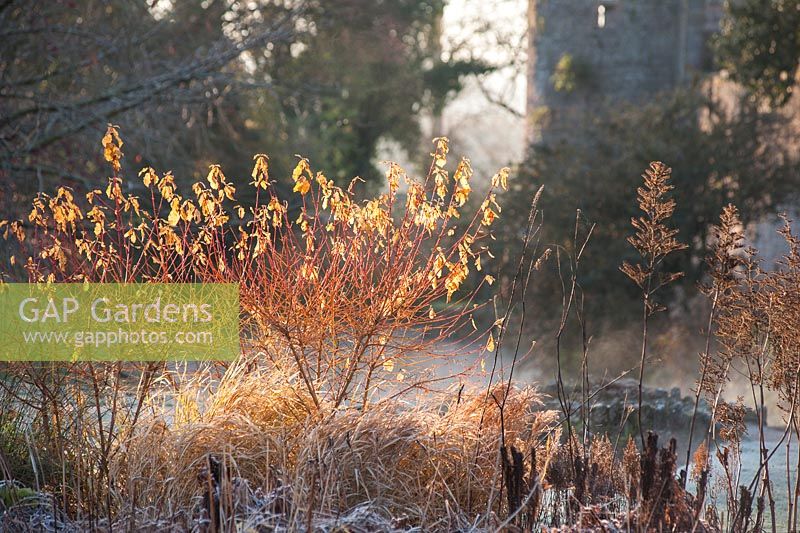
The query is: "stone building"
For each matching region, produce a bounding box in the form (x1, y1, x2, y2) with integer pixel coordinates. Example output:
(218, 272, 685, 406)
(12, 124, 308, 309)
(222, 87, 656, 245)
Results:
(526, 0, 724, 142)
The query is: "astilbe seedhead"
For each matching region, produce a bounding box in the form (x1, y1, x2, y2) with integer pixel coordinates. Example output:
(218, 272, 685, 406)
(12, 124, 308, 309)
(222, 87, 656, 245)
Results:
(764, 217, 800, 408)
(622, 436, 641, 488)
(586, 434, 617, 502)
(622, 162, 687, 449)
(705, 204, 747, 294)
(699, 204, 750, 398)
(620, 161, 687, 315)
(706, 208, 800, 420)
(716, 399, 748, 450)
(691, 440, 709, 483)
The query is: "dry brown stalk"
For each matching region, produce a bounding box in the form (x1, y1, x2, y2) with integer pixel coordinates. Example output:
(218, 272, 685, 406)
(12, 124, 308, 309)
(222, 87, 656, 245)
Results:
(620, 162, 687, 448)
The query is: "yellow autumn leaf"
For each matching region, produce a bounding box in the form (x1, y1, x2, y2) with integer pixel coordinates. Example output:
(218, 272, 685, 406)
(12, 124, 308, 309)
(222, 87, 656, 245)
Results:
(159, 172, 176, 201)
(486, 334, 495, 352)
(223, 184, 236, 201)
(206, 165, 223, 190)
(181, 201, 197, 222)
(434, 171, 447, 199)
(453, 181, 471, 207)
(167, 207, 180, 227)
(432, 137, 449, 168)
(293, 177, 311, 195)
(485, 275, 495, 285)
(251, 154, 269, 189)
(102, 125, 123, 173)
(492, 167, 510, 190)
(482, 207, 497, 226)
(383, 358, 395, 372)
(140, 167, 158, 187)
(292, 158, 309, 182)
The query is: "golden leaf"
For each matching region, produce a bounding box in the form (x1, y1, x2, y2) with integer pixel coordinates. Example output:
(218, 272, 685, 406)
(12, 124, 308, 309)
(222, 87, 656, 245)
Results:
(159, 173, 176, 201)
(293, 177, 311, 195)
(482, 207, 497, 226)
(102, 125, 123, 173)
(140, 167, 158, 187)
(434, 170, 448, 199)
(486, 334, 495, 352)
(167, 206, 180, 227)
(181, 201, 198, 222)
(432, 137, 449, 168)
(206, 165, 224, 190)
(386, 163, 401, 193)
(292, 158, 309, 182)
(223, 184, 236, 201)
(251, 154, 270, 189)
(492, 167, 510, 190)
(299, 260, 318, 281)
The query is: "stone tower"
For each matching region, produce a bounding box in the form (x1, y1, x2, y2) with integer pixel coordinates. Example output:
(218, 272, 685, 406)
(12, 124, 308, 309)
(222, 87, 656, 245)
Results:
(526, 0, 723, 143)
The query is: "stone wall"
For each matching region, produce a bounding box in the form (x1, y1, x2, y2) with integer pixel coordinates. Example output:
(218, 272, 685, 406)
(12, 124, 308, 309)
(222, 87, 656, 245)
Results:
(526, 0, 723, 142)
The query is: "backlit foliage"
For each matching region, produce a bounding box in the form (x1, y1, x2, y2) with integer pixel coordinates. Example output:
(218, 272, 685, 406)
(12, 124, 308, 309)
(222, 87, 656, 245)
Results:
(2, 126, 509, 410)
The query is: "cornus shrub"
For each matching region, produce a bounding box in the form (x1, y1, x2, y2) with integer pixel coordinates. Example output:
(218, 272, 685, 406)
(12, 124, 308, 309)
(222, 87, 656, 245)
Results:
(2, 126, 508, 408)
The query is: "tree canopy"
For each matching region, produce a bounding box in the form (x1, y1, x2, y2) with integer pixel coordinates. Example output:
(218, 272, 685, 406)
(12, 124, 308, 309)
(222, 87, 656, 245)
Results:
(0, 0, 486, 215)
(714, 0, 800, 107)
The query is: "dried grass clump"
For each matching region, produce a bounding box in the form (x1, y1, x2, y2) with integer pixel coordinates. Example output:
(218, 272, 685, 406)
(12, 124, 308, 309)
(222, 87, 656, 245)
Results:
(105, 362, 555, 530)
(112, 366, 313, 516)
